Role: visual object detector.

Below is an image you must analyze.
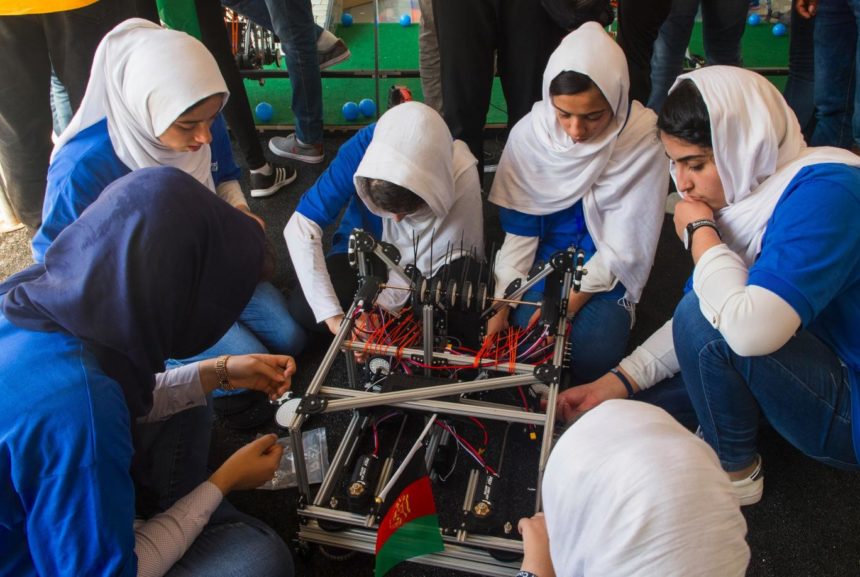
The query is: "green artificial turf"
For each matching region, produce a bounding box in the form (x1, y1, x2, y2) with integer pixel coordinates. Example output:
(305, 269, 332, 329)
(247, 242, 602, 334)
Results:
(243, 20, 789, 128)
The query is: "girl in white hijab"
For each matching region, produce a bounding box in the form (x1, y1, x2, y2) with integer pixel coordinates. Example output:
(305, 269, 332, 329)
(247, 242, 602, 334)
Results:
(285, 101, 484, 340)
(33, 18, 307, 393)
(487, 22, 668, 384)
(518, 400, 749, 577)
(557, 66, 860, 506)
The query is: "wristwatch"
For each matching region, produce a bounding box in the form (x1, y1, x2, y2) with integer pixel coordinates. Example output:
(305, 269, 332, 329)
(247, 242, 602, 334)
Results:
(683, 219, 720, 251)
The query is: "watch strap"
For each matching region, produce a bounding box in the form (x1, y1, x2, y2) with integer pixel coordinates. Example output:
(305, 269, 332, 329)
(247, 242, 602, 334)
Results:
(685, 219, 720, 251)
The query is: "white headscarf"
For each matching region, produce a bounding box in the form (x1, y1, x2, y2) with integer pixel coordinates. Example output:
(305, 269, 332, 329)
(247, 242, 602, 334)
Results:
(672, 66, 860, 265)
(543, 400, 750, 576)
(489, 23, 667, 301)
(354, 102, 485, 309)
(52, 18, 228, 191)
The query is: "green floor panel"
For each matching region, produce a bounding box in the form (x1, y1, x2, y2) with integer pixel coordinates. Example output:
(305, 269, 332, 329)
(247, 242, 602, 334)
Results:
(244, 21, 789, 128)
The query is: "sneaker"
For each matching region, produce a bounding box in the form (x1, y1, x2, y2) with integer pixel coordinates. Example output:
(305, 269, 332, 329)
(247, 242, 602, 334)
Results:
(249, 164, 297, 198)
(318, 38, 351, 70)
(269, 133, 325, 164)
(731, 454, 764, 506)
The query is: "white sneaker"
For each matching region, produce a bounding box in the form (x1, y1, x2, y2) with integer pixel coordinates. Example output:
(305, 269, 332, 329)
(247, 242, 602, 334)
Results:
(731, 454, 764, 506)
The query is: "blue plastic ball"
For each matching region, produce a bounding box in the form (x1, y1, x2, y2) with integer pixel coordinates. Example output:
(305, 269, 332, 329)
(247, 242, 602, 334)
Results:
(772, 22, 787, 36)
(341, 12, 353, 26)
(342, 101, 360, 121)
(254, 102, 273, 122)
(747, 13, 761, 26)
(359, 98, 376, 118)
(399, 13, 411, 26)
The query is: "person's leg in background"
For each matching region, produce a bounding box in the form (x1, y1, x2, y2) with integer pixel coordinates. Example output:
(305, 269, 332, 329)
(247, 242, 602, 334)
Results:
(197, 0, 268, 171)
(49, 67, 73, 137)
(851, 0, 860, 151)
(784, 0, 816, 139)
(616, 0, 674, 104)
(432, 0, 495, 177)
(497, 0, 566, 130)
(810, 0, 856, 149)
(673, 291, 860, 474)
(418, 0, 443, 114)
(0, 15, 54, 231)
(699, 0, 747, 65)
(263, 0, 326, 164)
(195, 0, 297, 198)
(647, 0, 700, 112)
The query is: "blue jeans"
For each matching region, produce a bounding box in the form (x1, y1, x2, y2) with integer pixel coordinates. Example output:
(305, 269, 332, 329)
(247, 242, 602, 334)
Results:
(811, 0, 860, 149)
(221, 0, 323, 144)
(647, 0, 747, 112)
(511, 289, 631, 385)
(173, 282, 307, 396)
(49, 68, 72, 136)
(673, 291, 859, 473)
(134, 404, 294, 577)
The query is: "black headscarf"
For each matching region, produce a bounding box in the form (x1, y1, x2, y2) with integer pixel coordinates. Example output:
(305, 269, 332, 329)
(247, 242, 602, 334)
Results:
(0, 166, 265, 417)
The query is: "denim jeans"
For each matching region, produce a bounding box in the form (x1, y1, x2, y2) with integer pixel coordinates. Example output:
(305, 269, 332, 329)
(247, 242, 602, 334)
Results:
(673, 291, 859, 473)
(511, 289, 631, 385)
(647, 0, 747, 112)
(49, 68, 72, 136)
(172, 282, 307, 396)
(221, 0, 323, 144)
(134, 403, 294, 577)
(811, 0, 860, 149)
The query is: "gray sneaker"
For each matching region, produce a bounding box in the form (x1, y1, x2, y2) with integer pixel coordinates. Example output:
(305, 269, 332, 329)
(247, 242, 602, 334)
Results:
(318, 38, 351, 70)
(268, 134, 324, 164)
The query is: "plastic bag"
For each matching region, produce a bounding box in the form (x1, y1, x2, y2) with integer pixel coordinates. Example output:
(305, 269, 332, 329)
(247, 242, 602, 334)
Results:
(257, 427, 330, 490)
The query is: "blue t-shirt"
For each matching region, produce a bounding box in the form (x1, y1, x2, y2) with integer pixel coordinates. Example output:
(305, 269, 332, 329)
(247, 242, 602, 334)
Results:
(0, 311, 137, 576)
(295, 123, 382, 255)
(746, 163, 860, 459)
(32, 115, 241, 262)
(498, 203, 619, 295)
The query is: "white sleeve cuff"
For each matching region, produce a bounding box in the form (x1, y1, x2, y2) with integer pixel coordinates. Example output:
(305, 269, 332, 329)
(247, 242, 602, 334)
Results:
(285, 213, 344, 323)
(579, 252, 618, 293)
(493, 233, 540, 301)
(618, 319, 678, 390)
(215, 179, 247, 208)
(140, 363, 206, 423)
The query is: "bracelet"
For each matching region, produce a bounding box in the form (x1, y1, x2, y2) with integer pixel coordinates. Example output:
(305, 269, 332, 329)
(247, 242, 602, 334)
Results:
(214, 355, 233, 390)
(516, 572, 539, 577)
(610, 368, 635, 398)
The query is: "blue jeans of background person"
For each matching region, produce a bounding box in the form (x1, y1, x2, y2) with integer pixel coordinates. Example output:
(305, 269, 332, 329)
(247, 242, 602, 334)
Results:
(784, 0, 816, 139)
(673, 291, 860, 473)
(172, 282, 307, 397)
(49, 68, 72, 136)
(134, 402, 294, 577)
(221, 0, 323, 145)
(647, 0, 747, 112)
(811, 0, 860, 149)
(511, 289, 631, 385)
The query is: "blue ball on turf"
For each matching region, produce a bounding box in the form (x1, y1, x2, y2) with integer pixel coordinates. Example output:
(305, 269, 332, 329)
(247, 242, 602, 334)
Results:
(255, 102, 273, 123)
(341, 12, 353, 26)
(342, 101, 360, 121)
(399, 13, 411, 27)
(747, 13, 761, 26)
(359, 98, 376, 118)
(772, 22, 787, 36)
